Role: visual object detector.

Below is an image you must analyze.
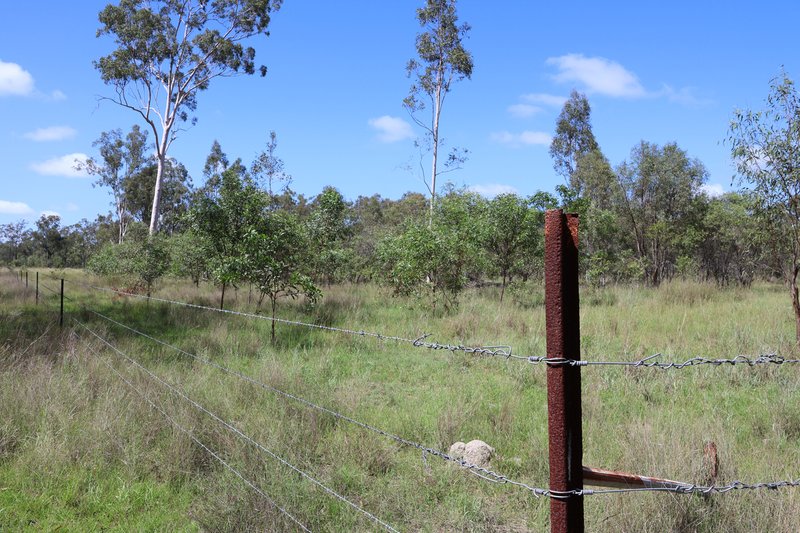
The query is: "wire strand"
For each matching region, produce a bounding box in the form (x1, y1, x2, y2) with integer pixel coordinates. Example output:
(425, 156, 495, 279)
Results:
(74, 318, 399, 533)
(78, 335, 311, 532)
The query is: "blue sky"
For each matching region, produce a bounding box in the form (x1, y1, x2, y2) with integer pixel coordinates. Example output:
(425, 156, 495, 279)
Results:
(1, 1, 798, 227)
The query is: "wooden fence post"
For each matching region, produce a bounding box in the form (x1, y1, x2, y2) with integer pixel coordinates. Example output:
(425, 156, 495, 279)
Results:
(544, 209, 584, 533)
(35, 272, 39, 305)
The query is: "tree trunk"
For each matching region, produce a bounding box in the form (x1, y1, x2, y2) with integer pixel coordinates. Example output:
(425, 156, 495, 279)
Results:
(148, 139, 169, 235)
(220, 282, 226, 310)
(429, 78, 442, 228)
(500, 272, 507, 303)
(271, 296, 277, 345)
(792, 266, 800, 344)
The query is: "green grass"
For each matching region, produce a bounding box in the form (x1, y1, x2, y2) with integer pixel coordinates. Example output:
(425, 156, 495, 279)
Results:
(2, 269, 800, 531)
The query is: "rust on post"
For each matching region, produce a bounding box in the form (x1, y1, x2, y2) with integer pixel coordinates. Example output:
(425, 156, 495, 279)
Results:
(583, 466, 692, 491)
(544, 209, 583, 533)
(703, 441, 719, 485)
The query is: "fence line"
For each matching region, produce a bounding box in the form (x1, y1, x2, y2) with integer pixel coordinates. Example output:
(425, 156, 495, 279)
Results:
(79, 306, 800, 500)
(69, 279, 792, 371)
(68, 279, 525, 361)
(84, 306, 556, 497)
(78, 337, 312, 532)
(74, 318, 399, 533)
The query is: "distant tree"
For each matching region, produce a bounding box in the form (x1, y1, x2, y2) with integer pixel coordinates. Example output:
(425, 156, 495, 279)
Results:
(376, 190, 483, 311)
(481, 194, 537, 302)
(243, 211, 319, 344)
(124, 158, 193, 234)
(549, 90, 599, 192)
(617, 141, 708, 285)
(79, 125, 150, 243)
(251, 130, 292, 200)
(1, 221, 29, 264)
(728, 71, 800, 341)
(404, 0, 473, 225)
(186, 158, 254, 308)
(32, 215, 67, 267)
(308, 186, 352, 284)
(95, 0, 282, 235)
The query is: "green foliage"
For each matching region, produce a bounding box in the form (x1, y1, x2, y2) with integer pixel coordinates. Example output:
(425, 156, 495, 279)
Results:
(549, 90, 599, 188)
(87, 231, 171, 295)
(376, 191, 483, 310)
(728, 70, 800, 340)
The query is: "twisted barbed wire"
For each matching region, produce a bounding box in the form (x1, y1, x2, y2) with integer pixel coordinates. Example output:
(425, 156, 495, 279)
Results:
(70, 279, 525, 360)
(527, 352, 800, 368)
(78, 336, 311, 532)
(84, 307, 557, 497)
(74, 318, 400, 533)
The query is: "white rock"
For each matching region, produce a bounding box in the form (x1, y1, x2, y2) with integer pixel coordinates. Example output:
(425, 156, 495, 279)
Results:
(449, 439, 494, 467)
(448, 441, 466, 458)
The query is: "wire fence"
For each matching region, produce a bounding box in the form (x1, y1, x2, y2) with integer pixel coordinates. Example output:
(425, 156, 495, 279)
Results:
(4, 268, 800, 530)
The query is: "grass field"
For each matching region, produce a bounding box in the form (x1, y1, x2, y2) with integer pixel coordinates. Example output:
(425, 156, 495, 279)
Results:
(1, 268, 799, 531)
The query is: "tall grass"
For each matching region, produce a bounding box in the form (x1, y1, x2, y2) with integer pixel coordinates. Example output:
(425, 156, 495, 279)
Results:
(2, 270, 799, 531)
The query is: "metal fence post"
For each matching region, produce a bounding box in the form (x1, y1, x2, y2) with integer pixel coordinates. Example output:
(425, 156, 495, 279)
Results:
(36, 272, 39, 305)
(60, 278, 65, 328)
(25, 271, 28, 288)
(544, 209, 584, 533)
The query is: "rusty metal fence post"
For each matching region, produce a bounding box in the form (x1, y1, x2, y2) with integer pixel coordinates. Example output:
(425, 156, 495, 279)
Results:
(545, 209, 584, 533)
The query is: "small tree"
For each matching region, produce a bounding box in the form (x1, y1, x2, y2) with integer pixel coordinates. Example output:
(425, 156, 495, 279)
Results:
(482, 194, 537, 302)
(404, 0, 473, 225)
(95, 0, 282, 235)
(728, 71, 800, 342)
(242, 211, 320, 344)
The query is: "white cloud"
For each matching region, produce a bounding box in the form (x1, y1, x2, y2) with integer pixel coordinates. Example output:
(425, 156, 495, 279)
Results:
(659, 85, 714, 107)
(468, 184, 519, 197)
(0, 200, 34, 215)
(507, 103, 542, 118)
(49, 90, 67, 101)
(65, 203, 79, 212)
(700, 183, 726, 197)
(491, 130, 551, 147)
(368, 115, 414, 143)
(23, 126, 77, 142)
(546, 54, 647, 98)
(0, 60, 35, 96)
(39, 210, 61, 219)
(30, 153, 89, 178)
(521, 93, 568, 107)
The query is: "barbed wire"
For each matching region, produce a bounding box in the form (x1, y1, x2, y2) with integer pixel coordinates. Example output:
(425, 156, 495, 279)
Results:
(84, 307, 558, 497)
(527, 352, 800, 368)
(542, 478, 800, 499)
(78, 336, 311, 532)
(74, 318, 400, 533)
(69, 279, 527, 361)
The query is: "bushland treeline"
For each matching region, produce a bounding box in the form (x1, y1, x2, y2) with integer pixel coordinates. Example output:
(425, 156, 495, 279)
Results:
(0, 137, 768, 309)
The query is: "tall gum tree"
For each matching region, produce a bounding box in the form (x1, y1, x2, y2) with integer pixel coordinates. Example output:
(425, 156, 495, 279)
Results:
(729, 71, 800, 343)
(404, 0, 473, 226)
(95, 0, 282, 235)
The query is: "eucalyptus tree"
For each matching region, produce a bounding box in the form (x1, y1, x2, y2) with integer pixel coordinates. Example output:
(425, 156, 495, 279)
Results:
(617, 141, 707, 285)
(549, 90, 599, 192)
(80, 126, 149, 243)
(251, 130, 292, 200)
(95, 0, 282, 235)
(728, 71, 800, 341)
(404, 0, 473, 225)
